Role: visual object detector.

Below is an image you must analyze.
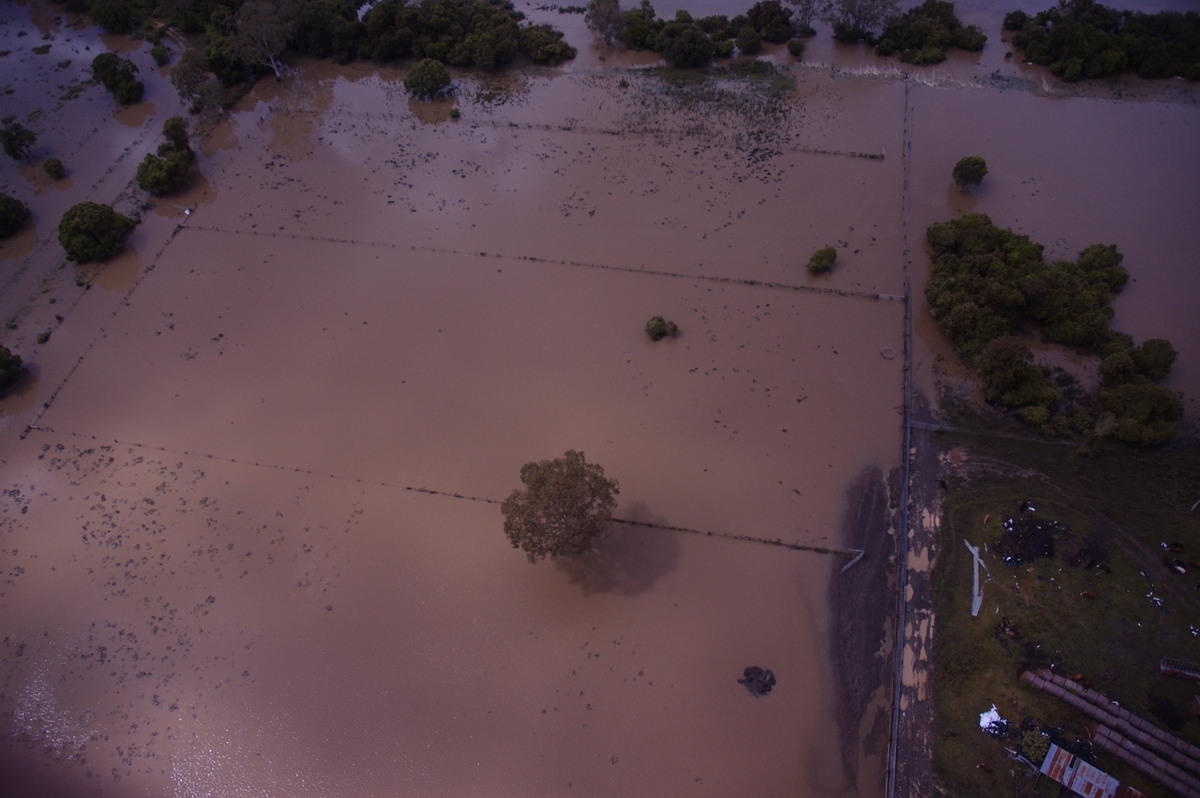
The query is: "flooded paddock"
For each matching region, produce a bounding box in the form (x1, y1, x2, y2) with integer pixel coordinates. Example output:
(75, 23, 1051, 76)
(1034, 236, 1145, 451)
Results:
(2, 0, 1198, 795)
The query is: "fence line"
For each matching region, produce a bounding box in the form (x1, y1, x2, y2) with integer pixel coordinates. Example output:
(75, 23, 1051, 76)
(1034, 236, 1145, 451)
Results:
(184, 224, 895, 302)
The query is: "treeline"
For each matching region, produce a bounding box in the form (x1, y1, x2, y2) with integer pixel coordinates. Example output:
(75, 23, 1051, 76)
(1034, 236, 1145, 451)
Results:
(925, 214, 1182, 446)
(586, 0, 811, 68)
(57, 0, 576, 86)
(1005, 0, 1200, 81)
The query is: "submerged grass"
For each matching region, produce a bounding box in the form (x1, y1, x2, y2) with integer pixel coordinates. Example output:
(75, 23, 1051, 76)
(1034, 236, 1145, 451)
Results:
(931, 421, 1200, 796)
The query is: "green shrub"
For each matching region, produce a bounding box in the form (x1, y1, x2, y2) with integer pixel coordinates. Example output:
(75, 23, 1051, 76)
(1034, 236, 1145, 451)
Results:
(806, 246, 837, 274)
(57, 201, 137, 263)
(645, 316, 679, 341)
(786, 38, 805, 57)
(0, 192, 31, 238)
(137, 152, 193, 195)
(43, 157, 65, 178)
(151, 44, 170, 66)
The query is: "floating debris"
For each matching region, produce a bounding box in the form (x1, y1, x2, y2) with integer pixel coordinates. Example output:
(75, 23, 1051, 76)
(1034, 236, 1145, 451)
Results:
(738, 666, 776, 697)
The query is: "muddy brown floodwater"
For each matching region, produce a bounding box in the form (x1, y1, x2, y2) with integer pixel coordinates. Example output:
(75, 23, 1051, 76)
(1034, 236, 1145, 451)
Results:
(2, 0, 1198, 795)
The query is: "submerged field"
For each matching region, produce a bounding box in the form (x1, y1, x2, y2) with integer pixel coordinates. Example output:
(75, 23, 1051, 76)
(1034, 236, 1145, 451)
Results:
(2, 0, 1199, 796)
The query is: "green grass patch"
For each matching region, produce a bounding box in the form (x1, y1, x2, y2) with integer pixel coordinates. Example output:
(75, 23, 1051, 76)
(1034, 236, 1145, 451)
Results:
(931, 429, 1200, 796)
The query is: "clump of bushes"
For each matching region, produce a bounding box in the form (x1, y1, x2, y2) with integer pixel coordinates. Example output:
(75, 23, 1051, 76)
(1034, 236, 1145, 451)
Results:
(43, 157, 65, 179)
(151, 44, 170, 66)
(0, 191, 31, 239)
(57, 201, 137, 263)
(875, 0, 986, 65)
(137, 116, 196, 196)
(645, 316, 679, 341)
(806, 246, 837, 274)
(1005, 0, 1200, 81)
(359, 0, 576, 68)
(925, 213, 1181, 445)
(91, 52, 144, 104)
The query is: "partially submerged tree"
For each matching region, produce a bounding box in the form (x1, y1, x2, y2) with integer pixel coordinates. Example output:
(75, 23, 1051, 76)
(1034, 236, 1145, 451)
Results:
(91, 52, 145, 104)
(0, 344, 23, 394)
(502, 450, 619, 562)
(585, 0, 624, 45)
(404, 58, 451, 99)
(57, 202, 137, 263)
(952, 154, 988, 187)
(233, 0, 302, 79)
(1, 120, 37, 161)
(785, 0, 831, 36)
(0, 192, 31, 239)
(826, 0, 900, 43)
(137, 116, 196, 196)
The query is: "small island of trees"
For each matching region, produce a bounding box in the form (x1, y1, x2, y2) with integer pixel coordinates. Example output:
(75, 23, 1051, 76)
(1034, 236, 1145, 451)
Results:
(1005, 0, 1200, 81)
(925, 213, 1182, 446)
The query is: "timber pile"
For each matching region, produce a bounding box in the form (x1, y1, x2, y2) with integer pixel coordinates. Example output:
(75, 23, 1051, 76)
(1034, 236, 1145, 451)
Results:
(1021, 669, 1200, 797)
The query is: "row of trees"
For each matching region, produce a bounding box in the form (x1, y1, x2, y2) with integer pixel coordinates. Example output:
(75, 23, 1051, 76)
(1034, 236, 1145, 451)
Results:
(583, 0, 982, 66)
(69, 0, 577, 90)
(1005, 0, 1200, 82)
(586, 0, 815, 67)
(925, 214, 1182, 445)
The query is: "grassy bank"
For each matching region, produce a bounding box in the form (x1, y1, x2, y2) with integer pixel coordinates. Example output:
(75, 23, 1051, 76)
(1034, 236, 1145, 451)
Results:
(930, 425, 1200, 796)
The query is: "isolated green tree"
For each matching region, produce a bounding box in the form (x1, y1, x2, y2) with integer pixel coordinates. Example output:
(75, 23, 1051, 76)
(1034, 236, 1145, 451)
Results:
(404, 58, 452, 99)
(0, 192, 31, 239)
(57, 202, 137, 263)
(501, 450, 619, 562)
(952, 155, 988, 187)
(0, 344, 23, 394)
(1, 120, 37, 161)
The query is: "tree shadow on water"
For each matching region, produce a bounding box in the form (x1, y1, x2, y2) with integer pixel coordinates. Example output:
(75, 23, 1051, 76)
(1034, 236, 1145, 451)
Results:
(555, 502, 682, 597)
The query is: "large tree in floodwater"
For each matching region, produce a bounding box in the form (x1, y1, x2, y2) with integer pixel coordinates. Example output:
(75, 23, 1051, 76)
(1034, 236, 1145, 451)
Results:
(233, 0, 301, 79)
(502, 450, 619, 563)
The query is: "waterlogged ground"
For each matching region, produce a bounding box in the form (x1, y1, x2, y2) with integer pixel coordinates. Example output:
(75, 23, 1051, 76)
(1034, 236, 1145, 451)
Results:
(2, 0, 1199, 795)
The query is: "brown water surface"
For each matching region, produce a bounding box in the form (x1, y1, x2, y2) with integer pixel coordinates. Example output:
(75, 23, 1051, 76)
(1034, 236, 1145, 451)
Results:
(2, 0, 1198, 795)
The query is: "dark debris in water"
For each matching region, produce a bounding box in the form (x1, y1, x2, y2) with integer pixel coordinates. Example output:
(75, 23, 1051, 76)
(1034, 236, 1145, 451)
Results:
(739, 665, 776, 697)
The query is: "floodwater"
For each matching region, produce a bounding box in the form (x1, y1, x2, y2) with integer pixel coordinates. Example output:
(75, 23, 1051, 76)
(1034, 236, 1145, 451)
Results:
(1, 0, 1197, 795)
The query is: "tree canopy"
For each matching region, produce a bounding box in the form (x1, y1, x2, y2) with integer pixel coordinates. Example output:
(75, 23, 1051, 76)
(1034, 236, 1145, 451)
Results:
(952, 155, 987, 187)
(57, 202, 137, 263)
(0, 344, 22, 395)
(91, 52, 145, 104)
(1, 120, 37, 161)
(404, 58, 452, 99)
(0, 192, 31, 239)
(137, 116, 197, 196)
(501, 450, 619, 562)
(1006, 0, 1200, 81)
(875, 0, 985, 64)
(925, 213, 1180, 445)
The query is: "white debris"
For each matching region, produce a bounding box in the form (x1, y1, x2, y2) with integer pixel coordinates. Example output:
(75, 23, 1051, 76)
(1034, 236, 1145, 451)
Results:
(979, 704, 1006, 732)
